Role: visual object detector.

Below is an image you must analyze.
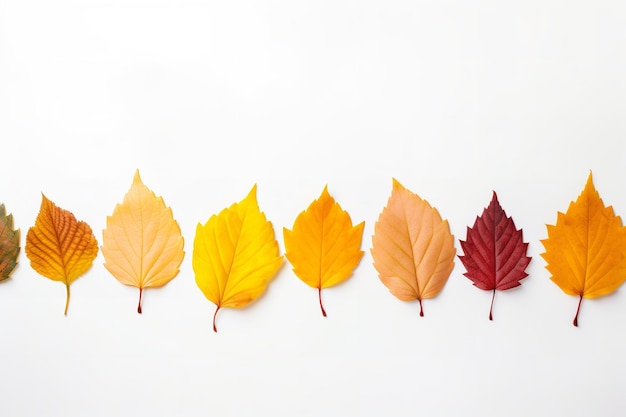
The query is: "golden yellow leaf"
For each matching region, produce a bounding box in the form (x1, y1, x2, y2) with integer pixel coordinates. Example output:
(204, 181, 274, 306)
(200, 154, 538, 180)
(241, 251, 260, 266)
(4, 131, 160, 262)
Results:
(541, 172, 626, 326)
(283, 186, 364, 316)
(26, 195, 98, 315)
(193, 185, 283, 332)
(371, 179, 456, 316)
(102, 170, 184, 313)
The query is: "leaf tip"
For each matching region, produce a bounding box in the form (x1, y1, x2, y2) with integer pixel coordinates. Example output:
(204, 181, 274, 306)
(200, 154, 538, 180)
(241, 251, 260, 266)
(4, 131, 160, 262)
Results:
(320, 185, 331, 200)
(40, 193, 51, 206)
(133, 169, 142, 184)
(247, 184, 258, 201)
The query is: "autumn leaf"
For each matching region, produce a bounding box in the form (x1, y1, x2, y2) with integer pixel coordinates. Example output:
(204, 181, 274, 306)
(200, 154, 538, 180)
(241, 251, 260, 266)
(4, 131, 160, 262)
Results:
(102, 170, 184, 313)
(26, 195, 98, 315)
(458, 192, 531, 320)
(193, 185, 282, 332)
(283, 186, 364, 317)
(541, 172, 626, 326)
(371, 179, 456, 316)
(0, 204, 20, 282)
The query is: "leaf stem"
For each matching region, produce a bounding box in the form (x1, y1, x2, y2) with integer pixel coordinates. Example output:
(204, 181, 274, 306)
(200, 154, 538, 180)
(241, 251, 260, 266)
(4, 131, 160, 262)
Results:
(64, 283, 70, 316)
(573, 295, 583, 327)
(318, 287, 327, 317)
(418, 298, 424, 317)
(489, 289, 496, 321)
(213, 305, 221, 333)
(137, 288, 143, 314)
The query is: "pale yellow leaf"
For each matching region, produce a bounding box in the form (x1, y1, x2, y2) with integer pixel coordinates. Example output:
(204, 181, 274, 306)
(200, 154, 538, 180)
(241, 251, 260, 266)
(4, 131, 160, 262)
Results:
(102, 170, 184, 313)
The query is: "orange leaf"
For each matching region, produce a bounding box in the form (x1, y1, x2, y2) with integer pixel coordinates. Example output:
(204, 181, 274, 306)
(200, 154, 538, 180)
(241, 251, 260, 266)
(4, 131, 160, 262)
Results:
(541, 172, 626, 326)
(371, 179, 456, 316)
(283, 186, 365, 316)
(102, 170, 185, 313)
(25, 195, 98, 315)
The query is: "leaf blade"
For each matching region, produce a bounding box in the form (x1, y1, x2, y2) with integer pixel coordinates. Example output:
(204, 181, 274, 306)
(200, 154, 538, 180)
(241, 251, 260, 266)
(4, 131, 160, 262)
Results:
(283, 186, 365, 316)
(25, 195, 98, 314)
(371, 179, 456, 315)
(193, 185, 283, 332)
(458, 191, 531, 320)
(540, 173, 626, 326)
(101, 170, 185, 313)
(0, 203, 20, 282)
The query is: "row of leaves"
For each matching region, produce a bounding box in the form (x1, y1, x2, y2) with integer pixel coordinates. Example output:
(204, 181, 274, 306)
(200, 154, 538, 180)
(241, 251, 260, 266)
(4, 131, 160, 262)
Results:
(0, 171, 621, 330)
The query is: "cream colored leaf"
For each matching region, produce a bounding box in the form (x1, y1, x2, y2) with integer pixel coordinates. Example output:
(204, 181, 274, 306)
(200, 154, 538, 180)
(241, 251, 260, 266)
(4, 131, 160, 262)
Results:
(102, 170, 184, 313)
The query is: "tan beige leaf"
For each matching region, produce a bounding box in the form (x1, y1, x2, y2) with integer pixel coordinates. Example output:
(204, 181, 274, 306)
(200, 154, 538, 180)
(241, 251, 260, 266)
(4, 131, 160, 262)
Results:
(371, 179, 456, 316)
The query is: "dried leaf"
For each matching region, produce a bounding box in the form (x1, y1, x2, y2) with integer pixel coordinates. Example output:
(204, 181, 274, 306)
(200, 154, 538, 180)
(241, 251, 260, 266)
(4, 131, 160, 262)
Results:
(193, 185, 282, 332)
(458, 192, 531, 320)
(371, 179, 456, 316)
(102, 170, 184, 313)
(26, 195, 98, 314)
(0, 204, 20, 281)
(541, 172, 626, 326)
(283, 186, 364, 316)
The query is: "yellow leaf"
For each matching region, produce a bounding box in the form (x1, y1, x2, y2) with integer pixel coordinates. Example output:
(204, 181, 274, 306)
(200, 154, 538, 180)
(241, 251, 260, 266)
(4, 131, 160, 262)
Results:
(26, 195, 98, 315)
(541, 172, 626, 326)
(283, 186, 364, 316)
(193, 185, 283, 332)
(371, 179, 456, 316)
(102, 170, 184, 313)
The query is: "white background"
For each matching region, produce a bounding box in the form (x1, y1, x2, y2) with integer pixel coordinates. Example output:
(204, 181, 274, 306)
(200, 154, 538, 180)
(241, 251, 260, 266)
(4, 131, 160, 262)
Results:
(1, 1, 626, 416)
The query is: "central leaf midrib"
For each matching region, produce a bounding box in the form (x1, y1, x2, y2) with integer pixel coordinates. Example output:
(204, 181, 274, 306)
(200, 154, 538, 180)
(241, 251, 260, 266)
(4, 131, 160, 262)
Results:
(50, 207, 69, 282)
(583, 192, 590, 294)
(491, 201, 498, 288)
(222, 207, 249, 303)
(318, 209, 325, 289)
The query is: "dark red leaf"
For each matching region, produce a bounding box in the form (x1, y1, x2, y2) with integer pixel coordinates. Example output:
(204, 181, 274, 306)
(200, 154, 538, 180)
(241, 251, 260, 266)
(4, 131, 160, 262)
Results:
(459, 192, 531, 320)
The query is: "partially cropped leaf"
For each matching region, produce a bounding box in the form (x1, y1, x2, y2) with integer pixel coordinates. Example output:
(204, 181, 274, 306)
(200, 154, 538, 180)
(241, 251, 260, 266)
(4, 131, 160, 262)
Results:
(541, 173, 626, 326)
(371, 179, 456, 316)
(26, 195, 98, 315)
(459, 192, 531, 320)
(102, 170, 184, 313)
(283, 186, 364, 316)
(193, 185, 283, 332)
(0, 204, 20, 281)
